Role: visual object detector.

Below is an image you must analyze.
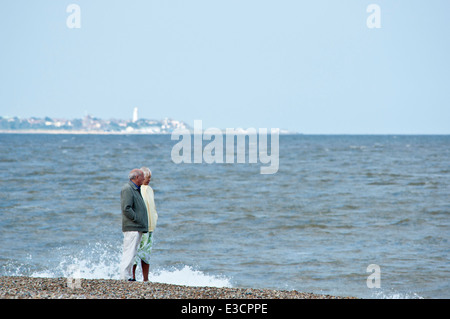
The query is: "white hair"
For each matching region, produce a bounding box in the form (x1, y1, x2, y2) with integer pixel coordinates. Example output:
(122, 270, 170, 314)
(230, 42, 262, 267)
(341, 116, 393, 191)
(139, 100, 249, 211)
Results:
(140, 167, 152, 177)
(128, 169, 143, 180)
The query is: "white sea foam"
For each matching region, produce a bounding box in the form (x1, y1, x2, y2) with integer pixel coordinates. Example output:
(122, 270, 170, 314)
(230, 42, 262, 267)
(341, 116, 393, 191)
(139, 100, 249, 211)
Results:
(148, 265, 232, 288)
(371, 289, 424, 299)
(30, 261, 232, 288)
(24, 243, 232, 288)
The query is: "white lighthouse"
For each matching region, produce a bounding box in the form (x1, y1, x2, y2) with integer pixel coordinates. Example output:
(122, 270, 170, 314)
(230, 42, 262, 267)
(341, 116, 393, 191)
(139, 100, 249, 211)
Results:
(133, 107, 138, 122)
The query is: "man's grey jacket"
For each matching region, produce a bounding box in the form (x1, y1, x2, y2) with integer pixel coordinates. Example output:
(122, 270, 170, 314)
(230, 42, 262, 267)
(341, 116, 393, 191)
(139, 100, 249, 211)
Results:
(121, 180, 148, 232)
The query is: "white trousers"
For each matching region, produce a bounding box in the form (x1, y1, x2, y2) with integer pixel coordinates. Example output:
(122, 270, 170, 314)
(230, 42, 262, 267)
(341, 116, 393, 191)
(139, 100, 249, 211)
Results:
(119, 231, 143, 280)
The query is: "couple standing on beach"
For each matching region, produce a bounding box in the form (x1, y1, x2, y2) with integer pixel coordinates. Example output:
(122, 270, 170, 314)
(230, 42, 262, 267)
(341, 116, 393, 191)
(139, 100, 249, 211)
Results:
(119, 167, 158, 281)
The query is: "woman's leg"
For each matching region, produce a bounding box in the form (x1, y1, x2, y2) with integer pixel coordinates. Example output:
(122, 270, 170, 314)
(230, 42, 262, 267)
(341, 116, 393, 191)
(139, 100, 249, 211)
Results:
(141, 261, 149, 281)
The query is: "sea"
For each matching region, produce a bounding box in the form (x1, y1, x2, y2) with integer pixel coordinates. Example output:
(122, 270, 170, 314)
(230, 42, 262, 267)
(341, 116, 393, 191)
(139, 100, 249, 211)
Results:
(0, 133, 449, 299)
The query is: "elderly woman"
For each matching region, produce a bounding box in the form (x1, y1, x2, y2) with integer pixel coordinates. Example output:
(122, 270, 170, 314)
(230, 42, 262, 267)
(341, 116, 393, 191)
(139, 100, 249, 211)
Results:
(132, 166, 158, 281)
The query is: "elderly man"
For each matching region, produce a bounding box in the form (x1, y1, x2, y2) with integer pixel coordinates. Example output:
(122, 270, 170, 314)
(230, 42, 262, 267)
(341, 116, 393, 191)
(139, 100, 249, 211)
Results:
(119, 169, 149, 281)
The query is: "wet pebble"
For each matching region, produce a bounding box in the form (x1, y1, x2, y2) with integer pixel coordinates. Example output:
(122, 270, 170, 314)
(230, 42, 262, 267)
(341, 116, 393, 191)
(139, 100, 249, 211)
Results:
(0, 276, 356, 299)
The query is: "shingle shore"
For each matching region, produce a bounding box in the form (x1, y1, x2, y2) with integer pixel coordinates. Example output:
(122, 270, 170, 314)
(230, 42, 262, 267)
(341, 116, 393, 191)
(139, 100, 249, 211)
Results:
(0, 276, 356, 299)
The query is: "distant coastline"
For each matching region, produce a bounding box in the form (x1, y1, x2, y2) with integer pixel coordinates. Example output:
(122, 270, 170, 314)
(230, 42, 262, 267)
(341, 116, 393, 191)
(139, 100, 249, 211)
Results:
(0, 129, 173, 135)
(0, 115, 190, 134)
(0, 115, 299, 135)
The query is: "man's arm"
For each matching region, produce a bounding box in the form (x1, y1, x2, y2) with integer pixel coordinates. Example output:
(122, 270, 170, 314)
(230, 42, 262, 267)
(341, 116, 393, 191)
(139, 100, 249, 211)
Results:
(121, 186, 137, 222)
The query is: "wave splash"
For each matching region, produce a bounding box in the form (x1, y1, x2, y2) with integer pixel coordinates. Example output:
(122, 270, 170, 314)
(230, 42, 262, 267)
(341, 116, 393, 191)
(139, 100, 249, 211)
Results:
(3, 242, 232, 289)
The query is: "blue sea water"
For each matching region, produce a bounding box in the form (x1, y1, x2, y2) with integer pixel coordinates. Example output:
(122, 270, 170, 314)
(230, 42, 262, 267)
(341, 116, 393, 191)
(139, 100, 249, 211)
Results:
(0, 133, 449, 298)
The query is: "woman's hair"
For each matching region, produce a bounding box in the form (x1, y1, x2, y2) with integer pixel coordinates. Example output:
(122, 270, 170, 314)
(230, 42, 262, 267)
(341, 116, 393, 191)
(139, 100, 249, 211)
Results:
(140, 166, 152, 178)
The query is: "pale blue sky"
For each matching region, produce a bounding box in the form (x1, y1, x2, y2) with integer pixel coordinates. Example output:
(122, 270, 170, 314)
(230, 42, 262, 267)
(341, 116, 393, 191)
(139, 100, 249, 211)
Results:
(0, 0, 449, 134)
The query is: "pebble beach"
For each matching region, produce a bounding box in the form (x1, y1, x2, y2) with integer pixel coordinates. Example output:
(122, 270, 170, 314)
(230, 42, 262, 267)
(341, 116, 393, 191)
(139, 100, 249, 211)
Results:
(0, 276, 355, 299)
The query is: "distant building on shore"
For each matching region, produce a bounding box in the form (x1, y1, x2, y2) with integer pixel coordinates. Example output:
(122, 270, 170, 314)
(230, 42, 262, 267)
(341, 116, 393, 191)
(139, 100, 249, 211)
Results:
(133, 107, 138, 123)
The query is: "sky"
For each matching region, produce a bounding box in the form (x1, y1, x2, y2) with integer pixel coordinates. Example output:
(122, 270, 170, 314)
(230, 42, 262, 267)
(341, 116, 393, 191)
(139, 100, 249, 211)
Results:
(0, 0, 449, 134)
